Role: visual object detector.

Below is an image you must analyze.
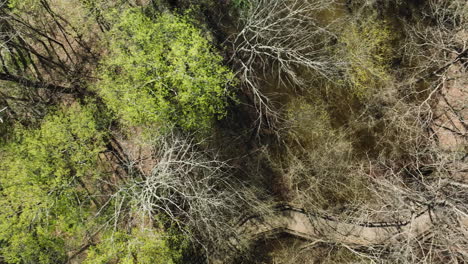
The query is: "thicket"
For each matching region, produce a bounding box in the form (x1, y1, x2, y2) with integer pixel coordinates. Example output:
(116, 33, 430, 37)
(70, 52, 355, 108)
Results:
(340, 16, 395, 98)
(0, 0, 467, 263)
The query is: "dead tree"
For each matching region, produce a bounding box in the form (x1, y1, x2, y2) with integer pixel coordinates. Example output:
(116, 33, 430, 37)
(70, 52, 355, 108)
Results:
(112, 131, 271, 258)
(402, 0, 468, 86)
(231, 0, 345, 130)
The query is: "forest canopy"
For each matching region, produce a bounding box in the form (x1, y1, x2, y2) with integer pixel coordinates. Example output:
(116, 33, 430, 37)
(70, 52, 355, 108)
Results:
(0, 0, 467, 263)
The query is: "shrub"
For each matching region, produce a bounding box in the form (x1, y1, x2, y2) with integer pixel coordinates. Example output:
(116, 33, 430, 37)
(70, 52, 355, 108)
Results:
(278, 98, 371, 211)
(340, 17, 395, 98)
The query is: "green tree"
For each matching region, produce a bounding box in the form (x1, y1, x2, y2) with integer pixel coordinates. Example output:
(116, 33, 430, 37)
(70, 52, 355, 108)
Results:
(0, 103, 107, 263)
(96, 9, 234, 132)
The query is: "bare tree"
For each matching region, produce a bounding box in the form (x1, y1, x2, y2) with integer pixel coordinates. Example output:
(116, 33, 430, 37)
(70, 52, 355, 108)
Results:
(230, 0, 345, 129)
(109, 131, 272, 258)
(333, 91, 467, 262)
(0, 0, 99, 90)
(402, 0, 467, 86)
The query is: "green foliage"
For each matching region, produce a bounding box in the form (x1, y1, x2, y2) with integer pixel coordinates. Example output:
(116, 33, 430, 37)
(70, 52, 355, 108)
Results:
(7, 0, 38, 9)
(79, 0, 132, 27)
(84, 228, 186, 264)
(97, 9, 234, 132)
(0, 103, 107, 263)
(340, 17, 395, 98)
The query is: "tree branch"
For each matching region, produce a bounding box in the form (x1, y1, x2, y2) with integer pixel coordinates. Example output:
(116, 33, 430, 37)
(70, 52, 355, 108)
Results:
(0, 72, 75, 93)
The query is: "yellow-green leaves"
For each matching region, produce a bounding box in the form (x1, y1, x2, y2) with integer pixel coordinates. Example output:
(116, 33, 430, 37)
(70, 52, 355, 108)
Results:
(0, 103, 107, 263)
(97, 9, 234, 133)
(341, 17, 395, 98)
(84, 228, 185, 264)
(7, 0, 39, 9)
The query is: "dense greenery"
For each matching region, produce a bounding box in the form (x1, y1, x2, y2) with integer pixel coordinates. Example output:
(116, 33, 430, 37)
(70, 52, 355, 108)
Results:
(97, 9, 234, 131)
(84, 228, 185, 264)
(0, 103, 107, 263)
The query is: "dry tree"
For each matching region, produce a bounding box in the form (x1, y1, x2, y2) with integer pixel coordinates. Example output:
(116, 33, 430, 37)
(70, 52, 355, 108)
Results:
(339, 99, 468, 263)
(111, 131, 271, 258)
(353, 157, 468, 263)
(325, 59, 467, 262)
(402, 0, 468, 85)
(230, 0, 345, 130)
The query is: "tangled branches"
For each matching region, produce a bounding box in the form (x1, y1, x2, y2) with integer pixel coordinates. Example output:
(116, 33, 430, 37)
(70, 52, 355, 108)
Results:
(402, 0, 468, 83)
(231, 0, 344, 128)
(121, 132, 268, 256)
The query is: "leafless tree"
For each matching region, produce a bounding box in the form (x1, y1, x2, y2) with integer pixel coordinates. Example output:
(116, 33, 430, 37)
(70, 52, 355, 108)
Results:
(230, 0, 346, 129)
(0, 0, 99, 90)
(402, 0, 467, 86)
(109, 131, 271, 258)
(332, 94, 468, 263)
(346, 157, 467, 263)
